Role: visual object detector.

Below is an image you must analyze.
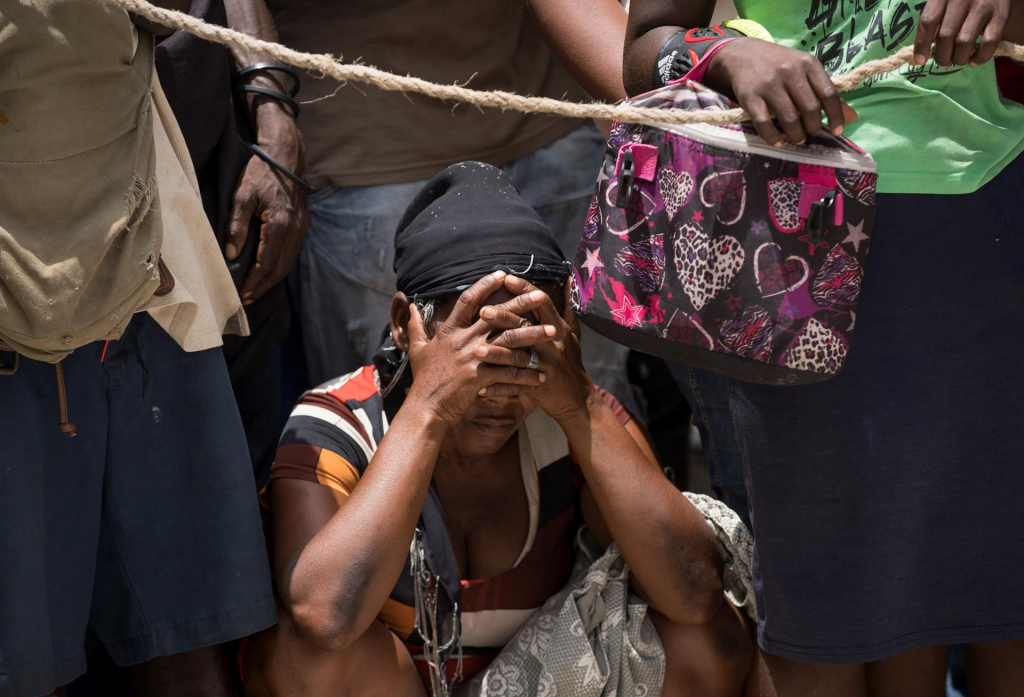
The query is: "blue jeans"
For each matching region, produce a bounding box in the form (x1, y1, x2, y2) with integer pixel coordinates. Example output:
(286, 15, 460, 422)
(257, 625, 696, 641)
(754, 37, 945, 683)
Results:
(295, 121, 635, 407)
(667, 363, 751, 529)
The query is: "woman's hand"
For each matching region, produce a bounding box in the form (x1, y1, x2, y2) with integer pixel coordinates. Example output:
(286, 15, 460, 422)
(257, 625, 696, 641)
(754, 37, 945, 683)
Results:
(914, 0, 1011, 66)
(476, 276, 593, 424)
(703, 38, 858, 147)
(405, 271, 546, 428)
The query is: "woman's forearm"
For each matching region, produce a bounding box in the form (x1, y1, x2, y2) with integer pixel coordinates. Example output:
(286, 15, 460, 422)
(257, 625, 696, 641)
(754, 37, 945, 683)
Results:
(623, 0, 718, 95)
(561, 392, 724, 625)
(283, 400, 448, 651)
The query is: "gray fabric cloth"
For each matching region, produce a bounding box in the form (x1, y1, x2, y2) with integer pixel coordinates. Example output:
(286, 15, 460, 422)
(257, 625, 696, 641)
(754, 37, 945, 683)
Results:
(471, 529, 664, 697)
(683, 492, 756, 623)
(465, 493, 755, 697)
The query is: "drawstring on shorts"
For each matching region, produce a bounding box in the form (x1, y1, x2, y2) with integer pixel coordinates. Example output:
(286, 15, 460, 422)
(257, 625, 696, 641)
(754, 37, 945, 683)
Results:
(0, 342, 76, 436)
(54, 361, 77, 436)
(0, 321, 151, 437)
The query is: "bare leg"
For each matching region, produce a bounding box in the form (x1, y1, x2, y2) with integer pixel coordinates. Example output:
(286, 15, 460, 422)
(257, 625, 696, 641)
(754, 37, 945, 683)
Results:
(653, 598, 754, 697)
(865, 646, 948, 697)
(761, 653, 866, 697)
(743, 624, 775, 697)
(130, 644, 237, 697)
(244, 600, 426, 697)
(965, 640, 1024, 697)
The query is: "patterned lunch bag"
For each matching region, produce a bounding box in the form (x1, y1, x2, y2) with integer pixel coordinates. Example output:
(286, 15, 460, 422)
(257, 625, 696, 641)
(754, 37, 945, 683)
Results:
(571, 80, 878, 385)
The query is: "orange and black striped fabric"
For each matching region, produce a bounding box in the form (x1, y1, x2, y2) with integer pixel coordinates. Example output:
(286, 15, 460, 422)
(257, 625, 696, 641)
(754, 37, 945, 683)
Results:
(266, 365, 630, 685)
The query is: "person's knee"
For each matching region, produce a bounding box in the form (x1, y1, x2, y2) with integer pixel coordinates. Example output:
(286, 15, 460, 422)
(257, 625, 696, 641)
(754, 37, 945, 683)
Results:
(654, 598, 754, 697)
(245, 611, 424, 697)
(131, 645, 236, 697)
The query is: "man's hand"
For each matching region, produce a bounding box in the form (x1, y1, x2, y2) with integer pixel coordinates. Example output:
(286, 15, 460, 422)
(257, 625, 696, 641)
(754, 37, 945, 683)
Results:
(225, 113, 309, 305)
(914, 0, 1012, 66)
(221, 0, 310, 304)
(476, 275, 592, 424)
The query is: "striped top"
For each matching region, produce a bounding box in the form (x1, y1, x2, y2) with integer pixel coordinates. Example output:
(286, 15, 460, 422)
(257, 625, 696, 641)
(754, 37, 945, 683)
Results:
(267, 365, 630, 686)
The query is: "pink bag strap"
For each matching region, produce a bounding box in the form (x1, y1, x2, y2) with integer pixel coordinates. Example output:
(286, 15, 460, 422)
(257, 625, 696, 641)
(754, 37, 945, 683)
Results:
(614, 143, 659, 182)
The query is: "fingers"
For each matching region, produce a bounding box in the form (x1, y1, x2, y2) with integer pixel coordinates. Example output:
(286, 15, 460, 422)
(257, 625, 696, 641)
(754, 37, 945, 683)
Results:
(841, 100, 859, 125)
(240, 211, 286, 304)
(485, 287, 547, 321)
(807, 64, 845, 136)
(915, 0, 947, 64)
(972, 9, 1007, 65)
(447, 271, 507, 329)
(473, 344, 536, 369)
(407, 302, 429, 348)
(248, 188, 309, 301)
(476, 382, 533, 399)
(501, 276, 563, 327)
(239, 240, 271, 306)
(485, 324, 556, 350)
(784, 77, 824, 140)
(477, 364, 545, 389)
(951, 6, 989, 65)
(934, 0, 972, 66)
(225, 180, 258, 261)
(763, 87, 807, 145)
(740, 92, 785, 147)
(478, 305, 533, 331)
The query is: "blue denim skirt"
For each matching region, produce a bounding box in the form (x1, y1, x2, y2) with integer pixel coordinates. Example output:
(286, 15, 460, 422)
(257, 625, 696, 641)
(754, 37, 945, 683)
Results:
(729, 154, 1024, 663)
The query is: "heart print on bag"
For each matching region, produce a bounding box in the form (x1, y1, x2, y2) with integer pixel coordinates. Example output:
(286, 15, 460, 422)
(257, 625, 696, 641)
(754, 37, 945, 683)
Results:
(658, 167, 695, 220)
(754, 242, 810, 298)
(674, 222, 745, 311)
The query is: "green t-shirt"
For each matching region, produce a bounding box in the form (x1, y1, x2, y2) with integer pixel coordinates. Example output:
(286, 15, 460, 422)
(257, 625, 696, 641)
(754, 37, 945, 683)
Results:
(733, 0, 1024, 194)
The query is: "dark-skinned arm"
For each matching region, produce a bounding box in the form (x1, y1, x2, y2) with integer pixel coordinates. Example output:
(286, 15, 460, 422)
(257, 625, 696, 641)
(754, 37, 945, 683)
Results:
(526, 0, 629, 102)
(272, 397, 448, 651)
(272, 273, 547, 651)
(623, 0, 715, 96)
(572, 395, 726, 625)
(625, 0, 855, 145)
(477, 276, 725, 625)
(222, 0, 310, 305)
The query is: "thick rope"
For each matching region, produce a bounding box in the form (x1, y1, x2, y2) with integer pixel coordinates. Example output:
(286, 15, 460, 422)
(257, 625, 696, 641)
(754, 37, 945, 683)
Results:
(107, 0, 1024, 127)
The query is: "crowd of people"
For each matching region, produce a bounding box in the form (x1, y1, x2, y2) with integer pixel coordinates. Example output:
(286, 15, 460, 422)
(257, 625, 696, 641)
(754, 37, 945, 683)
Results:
(1, 0, 1023, 696)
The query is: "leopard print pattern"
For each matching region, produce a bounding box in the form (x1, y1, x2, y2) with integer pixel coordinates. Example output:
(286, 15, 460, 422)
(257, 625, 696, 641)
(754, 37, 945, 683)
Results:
(768, 179, 802, 232)
(673, 223, 745, 311)
(783, 318, 848, 374)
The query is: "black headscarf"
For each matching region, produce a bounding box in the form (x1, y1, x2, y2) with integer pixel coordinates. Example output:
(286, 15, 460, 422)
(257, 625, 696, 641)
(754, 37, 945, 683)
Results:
(393, 161, 569, 299)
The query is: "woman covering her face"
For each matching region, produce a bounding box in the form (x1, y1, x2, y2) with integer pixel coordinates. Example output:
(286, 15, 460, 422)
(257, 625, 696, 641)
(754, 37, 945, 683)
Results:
(241, 162, 757, 696)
